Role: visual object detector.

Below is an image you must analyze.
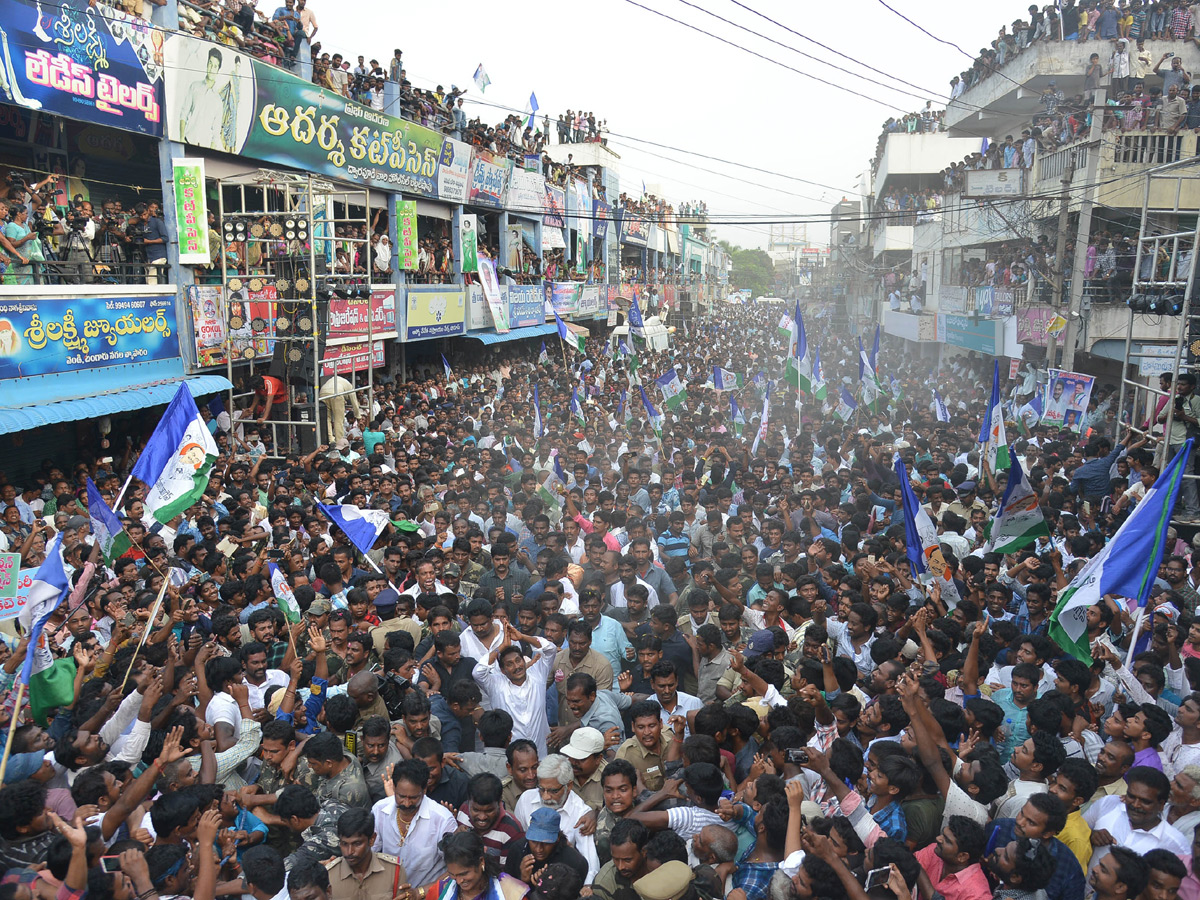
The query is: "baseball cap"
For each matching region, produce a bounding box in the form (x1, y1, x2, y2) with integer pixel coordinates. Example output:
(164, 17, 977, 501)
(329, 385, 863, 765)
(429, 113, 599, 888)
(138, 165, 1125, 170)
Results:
(66, 515, 89, 531)
(308, 597, 333, 616)
(561, 727, 605, 760)
(526, 807, 561, 843)
(744, 630, 775, 660)
(443, 563, 461, 577)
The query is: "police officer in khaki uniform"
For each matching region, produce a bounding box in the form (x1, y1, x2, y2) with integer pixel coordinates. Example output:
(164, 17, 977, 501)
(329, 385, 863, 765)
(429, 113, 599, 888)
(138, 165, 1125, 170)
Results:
(324, 808, 415, 900)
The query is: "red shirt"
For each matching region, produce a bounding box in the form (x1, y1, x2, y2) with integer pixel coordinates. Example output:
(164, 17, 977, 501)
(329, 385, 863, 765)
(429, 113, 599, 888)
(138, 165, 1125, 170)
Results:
(914, 844, 991, 900)
(256, 375, 288, 401)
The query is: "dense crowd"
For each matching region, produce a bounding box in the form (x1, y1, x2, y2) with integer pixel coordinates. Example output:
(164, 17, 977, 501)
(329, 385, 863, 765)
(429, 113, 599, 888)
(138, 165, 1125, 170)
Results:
(3, 298, 1200, 900)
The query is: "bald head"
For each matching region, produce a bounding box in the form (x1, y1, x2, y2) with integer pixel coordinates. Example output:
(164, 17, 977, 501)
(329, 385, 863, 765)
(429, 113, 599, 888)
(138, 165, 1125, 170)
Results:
(695, 824, 738, 865)
(347, 671, 378, 707)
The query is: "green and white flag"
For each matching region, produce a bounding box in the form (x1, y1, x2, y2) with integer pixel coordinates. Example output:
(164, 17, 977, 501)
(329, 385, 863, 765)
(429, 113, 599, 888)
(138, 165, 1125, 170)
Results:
(538, 341, 551, 367)
(988, 454, 1049, 554)
(655, 369, 688, 410)
(569, 387, 586, 426)
(1048, 439, 1192, 663)
(86, 478, 130, 564)
(812, 346, 827, 402)
(731, 396, 744, 437)
(834, 386, 857, 422)
(777, 312, 794, 343)
(638, 386, 662, 441)
(131, 384, 218, 525)
(713, 367, 743, 390)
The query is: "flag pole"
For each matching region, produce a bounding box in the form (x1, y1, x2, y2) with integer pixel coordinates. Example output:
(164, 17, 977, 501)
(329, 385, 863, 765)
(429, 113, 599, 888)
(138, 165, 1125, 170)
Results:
(117, 578, 170, 695)
(0, 682, 27, 784)
(1124, 608, 1145, 669)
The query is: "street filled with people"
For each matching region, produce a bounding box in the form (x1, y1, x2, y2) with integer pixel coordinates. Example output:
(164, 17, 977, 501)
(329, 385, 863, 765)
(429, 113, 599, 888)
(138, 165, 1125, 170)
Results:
(1, 296, 1199, 900)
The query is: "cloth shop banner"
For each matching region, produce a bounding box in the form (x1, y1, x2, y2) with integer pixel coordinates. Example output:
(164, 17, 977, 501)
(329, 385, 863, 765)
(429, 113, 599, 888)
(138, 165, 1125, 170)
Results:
(1, 0, 164, 135)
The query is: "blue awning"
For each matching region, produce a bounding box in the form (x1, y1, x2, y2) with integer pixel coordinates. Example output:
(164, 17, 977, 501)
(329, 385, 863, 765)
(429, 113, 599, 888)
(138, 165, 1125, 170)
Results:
(0, 374, 233, 435)
(466, 324, 557, 345)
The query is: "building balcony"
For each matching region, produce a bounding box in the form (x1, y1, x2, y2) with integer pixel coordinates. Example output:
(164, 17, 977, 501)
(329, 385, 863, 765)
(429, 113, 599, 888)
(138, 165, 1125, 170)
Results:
(873, 132, 988, 198)
(873, 223, 915, 258)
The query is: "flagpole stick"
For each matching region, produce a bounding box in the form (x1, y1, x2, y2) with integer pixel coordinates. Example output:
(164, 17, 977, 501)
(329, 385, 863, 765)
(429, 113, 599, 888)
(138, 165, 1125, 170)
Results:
(1124, 608, 1146, 669)
(116, 578, 170, 695)
(0, 682, 27, 784)
(559, 335, 569, 372)
(112, 474, 135, 517)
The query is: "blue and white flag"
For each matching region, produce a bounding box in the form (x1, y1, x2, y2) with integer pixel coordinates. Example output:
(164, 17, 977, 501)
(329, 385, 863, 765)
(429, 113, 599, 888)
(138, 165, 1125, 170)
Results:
(538, 341, 550, 366)
(655, 369, 688, 410)
(131, 384, 218, 525)
(19, 535, 76, 720)
(473, 64, 490, 92)
(1050, 439, 1192, 662)
(751, 395, 770, 456)
(442, 354, 453, 382)
(86, 477, 130, 564)
(638, 385, 662, 440)
(533, 385, 544, 441)
(569, 387, 585, 426)
(980, 359, 1011, 471)
(894, 454, 963, 608)
(524, 91, 539, 129)
(318, 503, 391, 559)
(834, 387, 857, 422)
(934, 390, 951, 423)
(713, 367, 743, 391)
(628, 295, 646, 340)
(870, 325, 880, 372)
(555, 311, 585, 352)
(268, 562, 301, 624)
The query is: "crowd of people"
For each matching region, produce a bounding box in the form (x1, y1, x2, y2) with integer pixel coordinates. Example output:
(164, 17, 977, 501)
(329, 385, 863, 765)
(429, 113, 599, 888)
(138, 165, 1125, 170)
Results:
(3, 298, 1200, 900)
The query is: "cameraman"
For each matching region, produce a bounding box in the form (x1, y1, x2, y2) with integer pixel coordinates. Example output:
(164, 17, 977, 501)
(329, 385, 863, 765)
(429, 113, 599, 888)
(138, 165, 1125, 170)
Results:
(62, 200, 96, 283)
(95, 200, 128, 277)
(141, 201, 169, 285)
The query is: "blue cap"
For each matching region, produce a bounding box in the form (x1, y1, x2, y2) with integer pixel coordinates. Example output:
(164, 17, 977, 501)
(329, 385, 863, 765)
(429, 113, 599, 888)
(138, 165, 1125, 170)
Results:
(526, 807, 561, 843)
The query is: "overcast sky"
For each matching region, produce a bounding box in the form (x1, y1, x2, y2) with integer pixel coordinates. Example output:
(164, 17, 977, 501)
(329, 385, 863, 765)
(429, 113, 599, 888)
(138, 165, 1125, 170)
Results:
(319, 0, 1010, 249)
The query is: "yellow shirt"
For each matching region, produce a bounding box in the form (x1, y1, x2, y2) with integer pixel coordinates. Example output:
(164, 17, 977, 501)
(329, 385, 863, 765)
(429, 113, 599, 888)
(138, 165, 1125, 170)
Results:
(1057, 811, 1092, 875)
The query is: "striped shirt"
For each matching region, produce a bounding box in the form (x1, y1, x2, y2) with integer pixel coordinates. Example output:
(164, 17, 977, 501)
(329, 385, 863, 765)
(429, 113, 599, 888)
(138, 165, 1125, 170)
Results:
(455, 803, 525, 867)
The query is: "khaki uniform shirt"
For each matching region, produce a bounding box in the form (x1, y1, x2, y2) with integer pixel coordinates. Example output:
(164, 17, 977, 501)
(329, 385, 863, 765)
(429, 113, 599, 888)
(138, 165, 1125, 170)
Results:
(615, 733, 671, 791)
(325, 852, 409, 900)
(573, 767, 604, 810)
(552, 648, 614, 727)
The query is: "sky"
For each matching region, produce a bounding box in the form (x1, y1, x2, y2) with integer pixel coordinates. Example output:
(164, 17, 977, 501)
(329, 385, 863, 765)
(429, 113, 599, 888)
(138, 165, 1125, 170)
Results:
(317, 0, 1013, 250)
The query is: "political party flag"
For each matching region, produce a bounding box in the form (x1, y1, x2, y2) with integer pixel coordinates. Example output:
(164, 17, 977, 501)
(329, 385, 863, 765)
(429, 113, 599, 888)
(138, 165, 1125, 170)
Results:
(318, 503, 391, 559)
(894, 454, 964, 609)
(655, 369, 688, 410)
(1049, 439, 1192, 663)
(834, 387, 857, 422)
(870, 325, 880, 372)
(533, 385, 544, 441)
(751, 396, 770, 456)
(569, 387, 586, 426)
(988, 454, 1049, 554)
(934, 390, 951, 423)
(777, 312, 795, 343)
(713, 367, 743, 390)
(268, 562, 301, 624)
(86, 477, 130, 564)
(555, 312, 585, 352)
(473, 64, 490, 92)
(442, 354, 453, 381)
(620, 390, 633, 425)
(538, 341, 550, 367)
(980, 360, 1011, 472)
(628, 295, 646, 341)
(638, 386, 662, 440)
(859, 348, 883, 414)
(812, 346, 827, 402)
(731, 396, 745, 437)
(19, 534, 76, 723)
(131, 384, 218, 526)
(524, 91, 539, 129)
(785, 311, 813, 395)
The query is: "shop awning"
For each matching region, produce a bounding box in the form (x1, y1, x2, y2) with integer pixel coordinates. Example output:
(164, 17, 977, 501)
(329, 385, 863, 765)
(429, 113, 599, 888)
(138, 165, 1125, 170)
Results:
(466, 324, 557, 345)
(0, 374, 233, 435)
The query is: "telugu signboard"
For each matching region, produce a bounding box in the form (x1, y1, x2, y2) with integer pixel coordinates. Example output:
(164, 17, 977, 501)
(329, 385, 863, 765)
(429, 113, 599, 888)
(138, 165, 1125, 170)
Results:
(172, 158, 210, 265)
(0, 294, 178, 378)
(1, 0, 164, 135)
(405, 287, 465, 341)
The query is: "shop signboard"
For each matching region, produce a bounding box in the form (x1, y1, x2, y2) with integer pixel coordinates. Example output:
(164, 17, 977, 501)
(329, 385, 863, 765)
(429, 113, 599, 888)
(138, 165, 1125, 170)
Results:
(1139, 345, 1178, 377)
(506, 285, 543, 328)
(436, 138, 472, 203)
(397, 200, 418, 271)
(578, 286, 601, 316)
(593, 201, 610, 240)
(405, 287, 465, 341)
(188, 285, 280, 367)
(328, 290, 396, 341)
(0, 568, 36, 622)
(165, 34, 457, 195)
(994, 288, 1015, 317)
(468, 151, 510, 208)
(550, 282, 580, 317)
(320, 340, 385, 377)
(0, 294, 177, 379)
(544, 185, 566, 228)
(0, 554, 21, 601)
(466, 285, 488, 331)
(1016, 307, 1056, 344)
(188, 285, 228, 367)
(619, 213, 650, 247)
(943, 315, 999, 355)
(507, 169, 546, 217)
(973, 286, 995, 316)
(0, 0, 164, 135)
(172, 158, 209, 265)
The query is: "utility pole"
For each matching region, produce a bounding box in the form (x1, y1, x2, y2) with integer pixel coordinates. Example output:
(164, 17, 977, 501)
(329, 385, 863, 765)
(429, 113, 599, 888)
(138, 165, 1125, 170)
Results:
(1048, 157, 1075, 371)
(1062, 87, 1106, 373)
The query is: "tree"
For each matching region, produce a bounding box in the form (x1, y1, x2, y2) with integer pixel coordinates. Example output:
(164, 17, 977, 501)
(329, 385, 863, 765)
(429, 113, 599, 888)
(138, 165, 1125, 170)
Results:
(722, 242, 775, 297)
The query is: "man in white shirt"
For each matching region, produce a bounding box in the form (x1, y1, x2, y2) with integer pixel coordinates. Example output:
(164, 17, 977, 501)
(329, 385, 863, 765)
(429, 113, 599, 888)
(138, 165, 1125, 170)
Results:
(512, 753, 599, 881)
(371, 758, 458, 887)
(472, 624, 558, 755)
(1084, 766, 1189, 873)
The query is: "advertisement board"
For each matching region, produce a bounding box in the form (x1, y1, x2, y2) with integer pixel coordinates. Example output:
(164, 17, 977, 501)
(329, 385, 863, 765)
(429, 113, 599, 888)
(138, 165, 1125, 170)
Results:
(468, 151, 510, 208)
(0, 294, 178, 378)
(327, 290, 396, 341)
(436, 138, 472, 204)
(0, 569, 35, 623)
(0, 0, 164, 135)
(396, 200, 418, 271)
(619, 213, 650, 247)
(594, 201, 610, 240)
(544, 186, 566, 228)
(320, 341, 385, 377)
(943, 315, 999, 355)
(1016, 307, 1057, 344)
(405, 287, 465, 341)
(964, 169, 1026, 198)
(549, 282, 580, 317)
(172, 158, 210, 265)
(507, 169, 546, 217)
(506, 285, 544, 328)
(479, 260, 508, 332)
(466, 284, 489, 331)
(165, 34, 463, 196)
(578, 286, 601, 316)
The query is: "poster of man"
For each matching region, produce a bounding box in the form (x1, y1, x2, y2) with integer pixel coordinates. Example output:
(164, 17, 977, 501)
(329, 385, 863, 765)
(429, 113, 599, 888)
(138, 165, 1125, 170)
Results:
(1041, 368, 1095, 432)
(166, 38, 255, 153)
